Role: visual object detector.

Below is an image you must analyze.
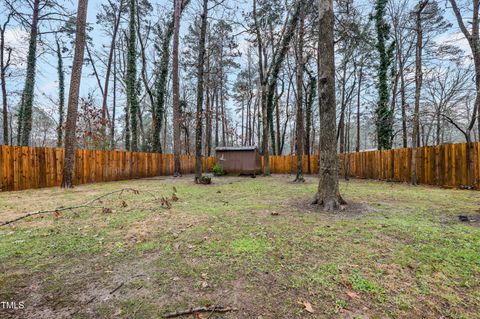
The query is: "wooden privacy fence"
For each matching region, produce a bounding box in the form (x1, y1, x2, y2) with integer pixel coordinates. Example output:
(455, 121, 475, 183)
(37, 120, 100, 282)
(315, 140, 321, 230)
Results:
(0, 145, 215, 191)
(339, 142, 480, 189)
(264, 142, 480, 189)
(0, 142, 479, 191)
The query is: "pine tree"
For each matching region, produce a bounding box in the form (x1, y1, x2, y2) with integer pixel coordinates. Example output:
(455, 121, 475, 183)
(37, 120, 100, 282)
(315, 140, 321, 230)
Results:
(61, 0, 89, 188)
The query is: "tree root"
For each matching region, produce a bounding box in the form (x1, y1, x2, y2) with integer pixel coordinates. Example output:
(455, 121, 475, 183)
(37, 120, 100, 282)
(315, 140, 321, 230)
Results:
(293, 175, 305, 183)
(311, 193, 347, 211)
(164, 305, 238, 318)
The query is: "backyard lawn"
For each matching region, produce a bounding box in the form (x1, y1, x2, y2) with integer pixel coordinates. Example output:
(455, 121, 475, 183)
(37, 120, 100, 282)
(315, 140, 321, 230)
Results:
(0, 175, 479, 318)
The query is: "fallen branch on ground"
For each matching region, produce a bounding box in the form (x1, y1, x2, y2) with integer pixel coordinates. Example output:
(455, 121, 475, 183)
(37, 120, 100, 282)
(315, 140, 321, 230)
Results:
(0, 188, 156, 227)
(109, 282, 124, 294)
(164, 305, 238, 318)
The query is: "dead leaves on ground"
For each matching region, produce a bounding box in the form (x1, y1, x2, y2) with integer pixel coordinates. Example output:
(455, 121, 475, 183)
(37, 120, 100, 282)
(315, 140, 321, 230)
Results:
(53, 210, 61, 219)
(297, 300, 315, 314)
(102, 207, 113, 214)
(346, 291, 360, 299)
(160, 197, 172, 209)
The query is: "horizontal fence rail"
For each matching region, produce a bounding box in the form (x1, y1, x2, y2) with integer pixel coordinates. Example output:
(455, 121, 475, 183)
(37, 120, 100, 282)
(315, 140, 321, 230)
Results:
(0, 142, 478, 191)
(0, 146, 215, 191)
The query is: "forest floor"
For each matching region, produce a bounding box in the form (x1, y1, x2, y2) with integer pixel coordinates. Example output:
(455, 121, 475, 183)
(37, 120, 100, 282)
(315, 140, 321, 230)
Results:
(0, 175, 479, 319)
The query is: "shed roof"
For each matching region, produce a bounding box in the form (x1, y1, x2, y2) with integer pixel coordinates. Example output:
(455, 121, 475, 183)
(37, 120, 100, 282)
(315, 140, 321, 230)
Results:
(215, 146, 258, 152)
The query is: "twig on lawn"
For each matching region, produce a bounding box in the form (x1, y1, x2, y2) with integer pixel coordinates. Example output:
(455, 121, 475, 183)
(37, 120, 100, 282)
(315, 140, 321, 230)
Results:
(109, 282, 124, 294)
(164, 305, 238, 318)
(0, 188, 155, 227)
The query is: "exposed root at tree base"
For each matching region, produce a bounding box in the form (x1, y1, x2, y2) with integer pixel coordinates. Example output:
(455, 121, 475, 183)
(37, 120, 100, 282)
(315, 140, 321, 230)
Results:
(291, 196, 372, 218)
(293, 176, 305, 183)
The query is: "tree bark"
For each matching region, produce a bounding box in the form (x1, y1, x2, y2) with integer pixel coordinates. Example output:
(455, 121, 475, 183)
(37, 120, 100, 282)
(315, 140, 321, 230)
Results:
(111, 47, 117, 149)
(194, 0, 208, 182)
(314, 0, 345, 211)
(294, 0, 305, 182)
(61, 0, 89, 188)
(55, 38, 65, 147)
(305, 72, 316, 174)
(0, 14, 12, 145)
(172, 0, 182, 176)
(356, 63, 363, 152)
(411, 0, 428, 185)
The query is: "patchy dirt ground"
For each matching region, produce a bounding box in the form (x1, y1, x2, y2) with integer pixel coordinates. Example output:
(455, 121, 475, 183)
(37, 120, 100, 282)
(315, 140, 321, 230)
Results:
(1, 175, 479, 318)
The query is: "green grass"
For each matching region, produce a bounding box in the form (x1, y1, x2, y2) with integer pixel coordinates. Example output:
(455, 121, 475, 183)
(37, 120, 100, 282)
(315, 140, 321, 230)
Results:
(0, 176, 479, 318)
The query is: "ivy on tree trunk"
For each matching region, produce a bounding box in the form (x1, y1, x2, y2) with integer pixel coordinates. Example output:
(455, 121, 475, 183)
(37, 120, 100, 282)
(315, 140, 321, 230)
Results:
(374, 0, 394, 150)
(19, 0, 40, 146)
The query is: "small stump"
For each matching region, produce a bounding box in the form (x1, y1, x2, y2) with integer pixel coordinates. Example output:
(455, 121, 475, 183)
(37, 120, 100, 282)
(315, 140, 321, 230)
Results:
(196, 176, 212, 185)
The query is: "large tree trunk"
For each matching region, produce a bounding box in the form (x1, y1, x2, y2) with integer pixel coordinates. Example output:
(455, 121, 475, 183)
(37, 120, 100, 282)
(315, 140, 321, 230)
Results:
(294, 0, 305, 182)
(172, 0, 182, 176)
(449, 0, 480, 186)
(19, 0, 40, 146)
(194, 0, 208, 182)
(314, 0, 345, 211)
(61, 0, 89, 188)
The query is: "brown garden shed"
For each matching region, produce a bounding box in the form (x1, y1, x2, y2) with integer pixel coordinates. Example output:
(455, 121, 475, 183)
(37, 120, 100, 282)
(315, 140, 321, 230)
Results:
(215, 146, 262, 175)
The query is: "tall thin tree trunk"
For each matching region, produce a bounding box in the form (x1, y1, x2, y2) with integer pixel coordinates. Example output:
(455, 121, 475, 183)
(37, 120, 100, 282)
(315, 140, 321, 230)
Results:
(356, 63, 363, 152)
(172, 0, 182, 176)
(102, 0, 123, 144)
(314, 0, 345, 211)
(305, 73, 316, 174)
(0, 14, 11, 145)
(337, 61, 347, 153)
(294, 0, 305, 182)
(411, 0, 428, 185)
(56, 38, 65, 147)
(61, 0, 89, 188)
(194, 0, 208, 182)
(111, 47, 118, 149)
(215, 88, 219, 147)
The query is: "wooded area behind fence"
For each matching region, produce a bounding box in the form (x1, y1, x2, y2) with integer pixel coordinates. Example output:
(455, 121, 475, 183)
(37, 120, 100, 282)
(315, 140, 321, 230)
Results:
(0, 142, 479, 191)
